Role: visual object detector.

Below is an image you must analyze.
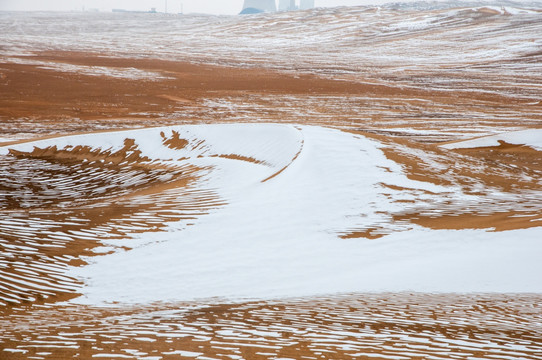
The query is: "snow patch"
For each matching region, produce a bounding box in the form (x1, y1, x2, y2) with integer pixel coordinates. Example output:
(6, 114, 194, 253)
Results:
(3, 124, 540, 306)
(9, 124, 530, 306)
(441, 129, 542, 151)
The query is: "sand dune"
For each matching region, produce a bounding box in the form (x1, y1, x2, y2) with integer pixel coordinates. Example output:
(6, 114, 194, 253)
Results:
(1, 4, 541, 359)
(2, 124, 540, 307)
(441, 129, 542, 151)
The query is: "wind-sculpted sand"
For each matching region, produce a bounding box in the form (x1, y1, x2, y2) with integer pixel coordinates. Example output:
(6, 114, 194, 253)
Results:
(0, 138, 223, 306)
(1, 4, 541, 359)
(2, 293, 542, 360)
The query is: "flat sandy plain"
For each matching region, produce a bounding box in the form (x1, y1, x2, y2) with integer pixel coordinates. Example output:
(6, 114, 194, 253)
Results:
(1, 5, 542, 360)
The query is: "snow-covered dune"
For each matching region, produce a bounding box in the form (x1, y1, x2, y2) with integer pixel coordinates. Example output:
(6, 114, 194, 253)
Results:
(5, 124, 539, 305)
(441, 129, 542, 151)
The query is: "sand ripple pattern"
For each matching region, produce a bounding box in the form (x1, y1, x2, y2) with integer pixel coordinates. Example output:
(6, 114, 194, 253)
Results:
(2, 7, 542, 143)
(1, 293, 541, 359)
(2, 6, 541, 97)
(0, 143, 223, 306)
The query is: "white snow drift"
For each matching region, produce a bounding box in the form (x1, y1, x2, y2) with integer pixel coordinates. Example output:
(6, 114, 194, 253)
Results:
(441, 129, 542, 151)
(3, 124, 541, 305)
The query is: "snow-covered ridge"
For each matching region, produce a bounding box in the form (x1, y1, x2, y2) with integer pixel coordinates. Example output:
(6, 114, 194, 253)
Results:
(2, 124, 541, 306)
(441, 129, 542, 150)
(475, 5, 540, 14)
(1, 124, 303, 180)
(0, 57, 172, 80)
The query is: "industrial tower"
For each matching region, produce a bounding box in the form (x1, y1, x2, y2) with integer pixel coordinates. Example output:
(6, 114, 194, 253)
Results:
(278, 0, 314, 11)
(241, 0, 277, 13)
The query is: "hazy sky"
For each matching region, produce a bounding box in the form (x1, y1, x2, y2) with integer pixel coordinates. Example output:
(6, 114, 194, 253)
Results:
(0, 0, 389, 14)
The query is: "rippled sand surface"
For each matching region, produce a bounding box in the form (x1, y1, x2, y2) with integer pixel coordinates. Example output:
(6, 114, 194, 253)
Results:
(1, 6, 542, 142)
(0, 142, 223, 305)
(2, 293, 542, 359)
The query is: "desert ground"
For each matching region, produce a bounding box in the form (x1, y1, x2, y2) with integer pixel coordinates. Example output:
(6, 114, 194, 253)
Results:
(1, 4, 542, 360)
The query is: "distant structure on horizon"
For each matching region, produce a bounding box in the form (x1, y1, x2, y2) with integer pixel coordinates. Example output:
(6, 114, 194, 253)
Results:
(289, 0, 296, 10)
(112, 8, 158, 13)
(278, 0, 315, 11)
(299, 0, 315, 10)
(241, 0, 314, 14)
(240, 0, 277, 14)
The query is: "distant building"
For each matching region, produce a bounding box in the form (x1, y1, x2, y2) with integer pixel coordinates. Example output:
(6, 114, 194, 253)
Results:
(289, 0, 297, 10)
(278, 0, 289, 11)
(299, 0, 314, 10)
(278, 0, 314, 11)
(240, 0, 277, 14)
